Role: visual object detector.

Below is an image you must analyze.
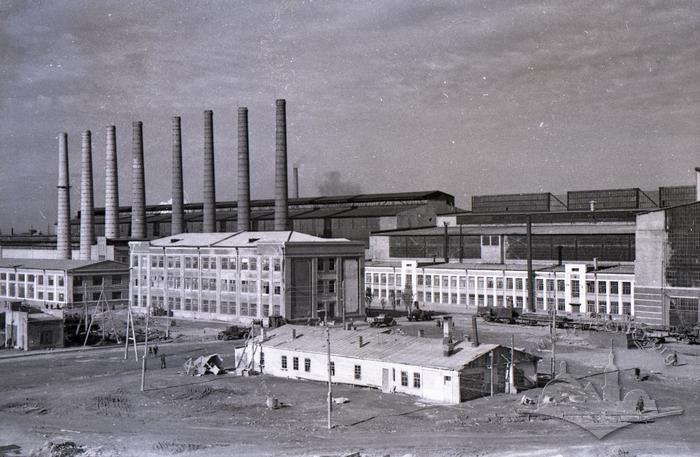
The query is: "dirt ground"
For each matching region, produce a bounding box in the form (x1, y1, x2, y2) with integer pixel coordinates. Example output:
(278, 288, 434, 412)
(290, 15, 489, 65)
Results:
(1, 316, 698, 457)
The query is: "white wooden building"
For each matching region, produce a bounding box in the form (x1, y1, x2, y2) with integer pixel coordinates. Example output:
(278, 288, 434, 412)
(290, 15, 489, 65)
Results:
(237, 324, 539, 404)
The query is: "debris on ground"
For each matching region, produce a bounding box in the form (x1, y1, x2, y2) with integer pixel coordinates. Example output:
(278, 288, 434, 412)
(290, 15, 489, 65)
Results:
(333, 397, 350, 404)
(183, 354, 226, 376)
(30, 441, 84, 457)
(520, 395, 535, 405)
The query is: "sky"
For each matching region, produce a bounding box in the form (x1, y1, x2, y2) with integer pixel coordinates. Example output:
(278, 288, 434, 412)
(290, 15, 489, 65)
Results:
(0, 0, 699, 233)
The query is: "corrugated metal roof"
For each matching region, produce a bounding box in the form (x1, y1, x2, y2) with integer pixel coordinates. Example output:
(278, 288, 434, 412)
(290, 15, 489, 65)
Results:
(375, 223, 635, 237)
(262, 325, 500, 371)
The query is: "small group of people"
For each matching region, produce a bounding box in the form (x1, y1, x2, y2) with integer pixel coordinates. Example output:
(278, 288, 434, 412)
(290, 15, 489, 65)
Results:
(149, 344, 166, 369)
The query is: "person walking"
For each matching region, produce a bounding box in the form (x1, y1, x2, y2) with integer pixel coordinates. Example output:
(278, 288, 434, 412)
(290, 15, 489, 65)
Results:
(160, 353, 166, 369)
(153, 345, 159, 357)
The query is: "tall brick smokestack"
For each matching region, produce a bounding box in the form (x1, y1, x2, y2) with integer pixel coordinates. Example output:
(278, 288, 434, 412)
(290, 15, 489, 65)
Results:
(274, 99, 289, 231)
(202, 110, 216, 233)
(293, 166, 299, 199)
(131, 121, 146, 239)
(237, 107, 251, 231)
(171, 116, 185, 235)
(56, 133, 72, 259)
(104, 125, 119, 239)
(79, 130, 95, 260)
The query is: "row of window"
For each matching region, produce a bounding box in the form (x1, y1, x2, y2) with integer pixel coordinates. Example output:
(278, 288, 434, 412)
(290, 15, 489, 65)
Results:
(277, 355, 422, 388)
(0, 283, 66, 302)
(135, 255, 282, 272)
(0, 272, 65, 287)
(142, 294, 282, 316)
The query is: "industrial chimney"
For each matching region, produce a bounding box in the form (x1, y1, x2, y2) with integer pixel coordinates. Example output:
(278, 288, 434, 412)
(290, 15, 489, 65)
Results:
(237, 107, 251, 231)
(695, 167, 700, 201)
(104, 125, 119, 239)
(274, 99, 289, 231)
(202, 110, 216, 233)
(79, 131, 95, 260)
(131, 121, 146, 239)
(171, 116, 185, 235)
(56, 133, 72, 259)
(293, 166, 299, 199)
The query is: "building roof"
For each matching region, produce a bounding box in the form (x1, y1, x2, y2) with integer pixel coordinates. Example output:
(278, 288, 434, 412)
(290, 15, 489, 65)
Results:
(366, 261, 634, 275)
(0, 258, 127, 272)
(147, 231, 353, 248)
(261, 325, 507, 371)
(373, 223, 636, 237)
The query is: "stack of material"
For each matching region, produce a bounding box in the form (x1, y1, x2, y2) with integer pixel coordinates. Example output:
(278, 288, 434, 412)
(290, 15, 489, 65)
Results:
(184, 354, 226, 376)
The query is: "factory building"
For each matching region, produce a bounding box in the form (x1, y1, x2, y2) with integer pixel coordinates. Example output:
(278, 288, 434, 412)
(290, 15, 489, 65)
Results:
(0, 258, 130, 312)
(366, 260, 633, 316)
(366, 184, 700, 325)
(129, 231, 365, 323)
(2, 302, 64, 351)
(236, 324, 539, 404)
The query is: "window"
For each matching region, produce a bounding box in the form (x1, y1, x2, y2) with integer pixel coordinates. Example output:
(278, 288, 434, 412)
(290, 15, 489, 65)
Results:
(263, 258, 270, 271)
(506, 278, 513, 289)
(486, 278, 494, 289)
(330, 361, 335, 376)
(400, 371, 408, 386)
(92, 292, 101, 300)
(599, 282, 607, 294)
(304, 358, 311, 372)
(515, 278, 523, 290)
(354, 365, 361, 380)
(496, 278, 503, 289)
(557, 280, 565, 292)
(92, 276, 101, 286)
(413, 372, 421, 388)
(328, 280, 335, 294)
(611, 282, 619, 294)
(571, 280, 580, 298)
(249, 258, 257, 270)
(281, 355, 288, 370)
(328, 259, 335, 271)
(273, 259, 281, 271)
(111, 291, 121, 300)
(622, 282, 631, 295)
(442, 276, 449, 288)
(293, 357, 299, 370)
(536, 279, 544, 291)
(425, 275, 431, 286)
(444, 375, 451, 384)
(586, 281, 595, 293)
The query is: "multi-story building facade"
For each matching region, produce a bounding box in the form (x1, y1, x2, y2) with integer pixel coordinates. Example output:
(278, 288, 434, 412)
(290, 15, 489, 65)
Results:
(129, 231, 365, 323)
(365, 260, 634, 318)
(0, 258, 130, 312)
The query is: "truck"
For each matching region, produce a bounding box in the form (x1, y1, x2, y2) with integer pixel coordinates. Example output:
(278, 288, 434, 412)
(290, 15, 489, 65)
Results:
(217, 325, 250, 341)
(367, 314, 397, 327)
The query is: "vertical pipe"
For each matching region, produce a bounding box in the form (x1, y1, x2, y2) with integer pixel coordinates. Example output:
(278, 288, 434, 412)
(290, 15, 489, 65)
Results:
(131, 121, 146, 239)
(79, 130, 95, 260)
(56, 133, 72, 259)
(237, 107, 251, 231)
(202, 110, 216, 233)
(443, 222, 449, 263)
(104, 125, 119, 239)
(526, 215, 535, 312)
(171, 116, 185, 235)
(695, 167, 700, 201)
(293, 166, 299, 199)
(274, 99, 289, 231)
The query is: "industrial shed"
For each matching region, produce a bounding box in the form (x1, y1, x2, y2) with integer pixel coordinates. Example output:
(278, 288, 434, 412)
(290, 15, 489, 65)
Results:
(237, 324, 539, 404)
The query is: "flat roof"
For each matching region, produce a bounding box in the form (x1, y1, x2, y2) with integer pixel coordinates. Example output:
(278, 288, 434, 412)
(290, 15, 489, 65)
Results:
(0, 258, 99, 271)
(148, 231, 353, 248)
(263, 325, 504, 371)
(366, 261, 634, 275)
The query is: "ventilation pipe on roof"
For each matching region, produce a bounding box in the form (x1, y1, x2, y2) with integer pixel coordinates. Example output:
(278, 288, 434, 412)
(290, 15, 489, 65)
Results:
(56, 132, 72, 260)
(171, 116, 185, 235)
(131, 121, 146, 239)
(291, 328, 296, 340)
(202, 110, 216, 233)
(471, 316, 480, 347)
(104, 125, 119, 239)
(358, 335, 363, 348)
(237, 107, 251, 231)
(274, 99, 289, 231)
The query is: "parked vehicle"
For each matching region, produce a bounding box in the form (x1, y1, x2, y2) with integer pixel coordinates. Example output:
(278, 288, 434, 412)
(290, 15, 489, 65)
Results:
(217, 325, 250, 341)
(367, 314, 397, 327)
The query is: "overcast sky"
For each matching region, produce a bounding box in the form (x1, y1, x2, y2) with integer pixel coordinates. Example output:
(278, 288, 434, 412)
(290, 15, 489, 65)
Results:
(1, 0, 699, 233)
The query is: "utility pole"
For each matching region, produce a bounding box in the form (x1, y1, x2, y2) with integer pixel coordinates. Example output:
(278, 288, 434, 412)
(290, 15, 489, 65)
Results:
(489, 350, 495, 398)
(526, 215, 535, 312)
(510, 334, 516, 394)
(141, 299, 151, 392)
(326, 318, 333, 430)
(551, 282, 557, 379)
